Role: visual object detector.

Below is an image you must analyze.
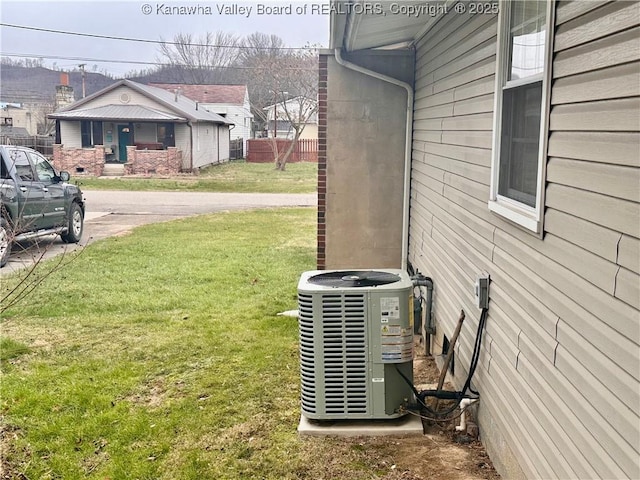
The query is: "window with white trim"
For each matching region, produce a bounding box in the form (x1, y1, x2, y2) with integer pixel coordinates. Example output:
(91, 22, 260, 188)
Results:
(490, 0, 554, 233)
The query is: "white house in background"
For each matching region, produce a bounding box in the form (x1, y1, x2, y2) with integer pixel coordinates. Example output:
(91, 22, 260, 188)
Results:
(0, 102, 38, 136)
(49, 79, 232, 176)
(150, 83, 252, 153)
(263, 96, 318, 140)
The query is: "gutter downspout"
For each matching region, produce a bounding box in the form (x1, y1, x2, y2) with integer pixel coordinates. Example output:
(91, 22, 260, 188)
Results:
(187, 121, 194, 171)
(333, 48, 414, 271)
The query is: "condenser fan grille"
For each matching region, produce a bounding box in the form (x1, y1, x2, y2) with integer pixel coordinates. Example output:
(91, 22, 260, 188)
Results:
(308, 270, 401, 288)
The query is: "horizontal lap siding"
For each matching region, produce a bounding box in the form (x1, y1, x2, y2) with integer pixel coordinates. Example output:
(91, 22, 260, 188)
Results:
(409, 2, 640, 479)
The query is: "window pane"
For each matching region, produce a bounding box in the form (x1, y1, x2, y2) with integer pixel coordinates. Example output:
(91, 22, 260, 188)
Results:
(9, 150, 35, 181)
(499, 81, 542, 208)
(29, 152, 56, 182)
(81, 121, 91, 147)
(509, 1, 546, 81)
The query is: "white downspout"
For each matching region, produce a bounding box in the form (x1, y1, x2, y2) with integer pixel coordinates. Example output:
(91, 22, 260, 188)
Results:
(333, 48, 414, 271)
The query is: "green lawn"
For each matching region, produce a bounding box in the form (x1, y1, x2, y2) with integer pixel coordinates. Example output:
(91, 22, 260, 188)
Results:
(75, 161, 317, 194)
(0, 208, 391, 480)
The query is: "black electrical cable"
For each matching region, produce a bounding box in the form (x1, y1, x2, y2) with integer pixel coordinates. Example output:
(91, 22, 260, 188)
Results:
(460, 307, 488, 397)
(396, 307, 489, 419)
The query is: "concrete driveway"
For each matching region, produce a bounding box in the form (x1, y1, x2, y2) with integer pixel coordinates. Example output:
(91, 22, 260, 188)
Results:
(2, 190, 317, 275)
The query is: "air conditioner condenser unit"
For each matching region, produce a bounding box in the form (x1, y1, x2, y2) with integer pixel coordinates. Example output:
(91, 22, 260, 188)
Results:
(297, 269, 415, 420)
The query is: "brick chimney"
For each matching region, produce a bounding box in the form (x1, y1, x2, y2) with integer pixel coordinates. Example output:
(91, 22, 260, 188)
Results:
(55, 72, 75, 110)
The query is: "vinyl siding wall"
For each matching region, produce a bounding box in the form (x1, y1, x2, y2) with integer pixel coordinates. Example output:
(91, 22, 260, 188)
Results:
(218, 124, 230, 162)
(78, 85, 173, 112)
(408, 2, 639, 479)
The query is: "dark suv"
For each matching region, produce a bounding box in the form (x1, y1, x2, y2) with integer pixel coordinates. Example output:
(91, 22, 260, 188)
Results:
(0, 145, 85, 267)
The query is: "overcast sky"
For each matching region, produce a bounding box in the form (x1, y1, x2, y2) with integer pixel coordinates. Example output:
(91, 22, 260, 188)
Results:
(0, 1, 330, 77)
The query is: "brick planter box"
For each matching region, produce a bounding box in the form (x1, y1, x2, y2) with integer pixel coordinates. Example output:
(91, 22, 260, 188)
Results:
(124, 146, 182, 175)
(52, 144, 105, 176)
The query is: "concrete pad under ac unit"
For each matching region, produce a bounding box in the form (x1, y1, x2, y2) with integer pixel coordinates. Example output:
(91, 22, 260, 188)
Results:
(297, 414, 424, 437)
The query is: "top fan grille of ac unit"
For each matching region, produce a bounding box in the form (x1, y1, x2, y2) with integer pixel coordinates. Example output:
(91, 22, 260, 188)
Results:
(307, 270, 401, 288)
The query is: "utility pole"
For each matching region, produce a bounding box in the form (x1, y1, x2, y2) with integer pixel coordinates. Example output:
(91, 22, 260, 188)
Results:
(78, 64, 86, 98)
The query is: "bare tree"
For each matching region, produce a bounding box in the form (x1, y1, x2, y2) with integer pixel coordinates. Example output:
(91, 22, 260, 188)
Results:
(236, 35, 318, 170)
(235, 33, 288, 131)
(30, 97, 56, 135)
(157, 32, 240, 84)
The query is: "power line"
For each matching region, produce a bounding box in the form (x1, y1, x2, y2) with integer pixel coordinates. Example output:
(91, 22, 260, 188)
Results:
(0, 52, 317, 71)
(0, 23, 319, 51)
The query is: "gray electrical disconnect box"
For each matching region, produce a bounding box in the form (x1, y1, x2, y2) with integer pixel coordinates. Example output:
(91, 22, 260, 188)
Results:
(475, 274, 490, 309)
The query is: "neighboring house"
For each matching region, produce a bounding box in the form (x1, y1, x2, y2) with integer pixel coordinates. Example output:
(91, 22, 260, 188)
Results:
(0, 102, 38, 136)
(324, 2, 639, 480)
(149, 83, 252, 154)
(49, 79, 232, 176)
(263, 96, 318, 140)
(0, 125, 30, 138)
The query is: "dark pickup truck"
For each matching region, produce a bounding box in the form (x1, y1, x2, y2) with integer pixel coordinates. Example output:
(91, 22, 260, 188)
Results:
(0, 145, 85, 267)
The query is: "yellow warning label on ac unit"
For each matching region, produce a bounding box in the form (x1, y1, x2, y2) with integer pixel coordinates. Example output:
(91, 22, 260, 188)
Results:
(409, 296, 414, 328)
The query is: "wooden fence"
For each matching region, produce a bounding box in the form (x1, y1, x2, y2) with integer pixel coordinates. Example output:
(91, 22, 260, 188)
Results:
(246, 138, 318, 163)
(0, 135, 54, 158)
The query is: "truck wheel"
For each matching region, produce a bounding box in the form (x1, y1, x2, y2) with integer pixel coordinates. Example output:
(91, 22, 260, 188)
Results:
(0, 218, 11, 267)
(61, 203, 84, 243)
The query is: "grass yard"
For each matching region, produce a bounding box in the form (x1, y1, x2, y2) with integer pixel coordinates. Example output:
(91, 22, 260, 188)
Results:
(0, 207, 499, 480)
(0, 208, 392, 480)
(75, 161, 317, 194)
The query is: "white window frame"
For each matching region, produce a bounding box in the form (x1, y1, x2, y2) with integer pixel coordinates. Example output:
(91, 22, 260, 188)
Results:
(489, 0, 555, 235)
